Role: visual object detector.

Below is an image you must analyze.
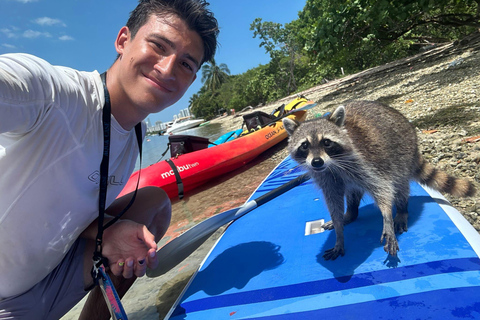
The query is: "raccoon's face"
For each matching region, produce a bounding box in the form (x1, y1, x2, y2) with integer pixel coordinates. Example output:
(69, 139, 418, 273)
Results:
(288, 125, 347, 172)
(283, 107, 352, 173)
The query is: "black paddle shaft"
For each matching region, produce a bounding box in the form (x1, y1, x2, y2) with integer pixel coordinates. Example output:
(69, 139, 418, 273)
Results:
(255, 173, 311, 207)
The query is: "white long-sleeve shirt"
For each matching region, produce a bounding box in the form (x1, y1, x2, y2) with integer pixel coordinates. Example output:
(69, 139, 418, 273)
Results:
(0, 53, 143, 298)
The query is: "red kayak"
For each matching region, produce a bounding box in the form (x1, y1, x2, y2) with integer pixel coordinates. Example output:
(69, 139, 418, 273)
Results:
(119, 109, 307, 200)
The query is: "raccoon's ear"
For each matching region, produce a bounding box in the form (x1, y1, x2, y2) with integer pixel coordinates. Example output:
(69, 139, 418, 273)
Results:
(330, 105, 346, 127)
(282, 118, 299, 136)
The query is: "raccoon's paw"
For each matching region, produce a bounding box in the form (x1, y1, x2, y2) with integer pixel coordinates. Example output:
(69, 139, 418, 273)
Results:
(394, 213, 408, 234)
(323, 246, 345, 260)
(322, 220, 334, 230)
(380, 233, 399, 257)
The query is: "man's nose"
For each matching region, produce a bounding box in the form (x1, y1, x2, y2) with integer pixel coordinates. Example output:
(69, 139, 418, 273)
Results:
(155, 55, 176, 79)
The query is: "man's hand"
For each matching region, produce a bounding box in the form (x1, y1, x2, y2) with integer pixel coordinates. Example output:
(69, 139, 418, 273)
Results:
(101, 220, 158, 278)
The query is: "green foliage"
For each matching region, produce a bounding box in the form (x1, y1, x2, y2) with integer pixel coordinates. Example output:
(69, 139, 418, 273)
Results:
(298, 0, 479, 72)
(190, 0, 479, 119)
(201, 58, 231, 93)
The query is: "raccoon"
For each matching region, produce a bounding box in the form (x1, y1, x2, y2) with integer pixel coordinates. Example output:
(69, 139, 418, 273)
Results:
(283, 100, 476, 260)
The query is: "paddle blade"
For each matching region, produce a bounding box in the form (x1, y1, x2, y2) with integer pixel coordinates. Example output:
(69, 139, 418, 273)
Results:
(296, 102, 317, 111)
(147, 207, 240, 277)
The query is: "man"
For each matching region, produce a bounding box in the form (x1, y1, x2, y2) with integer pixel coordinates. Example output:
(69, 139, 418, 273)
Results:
(0, 0, 218, 318)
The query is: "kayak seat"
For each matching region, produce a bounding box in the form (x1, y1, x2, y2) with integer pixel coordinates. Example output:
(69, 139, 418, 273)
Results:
(241, 97, 306, 134)
(169, 135, 211, 158)
(242, 111, 277, 132)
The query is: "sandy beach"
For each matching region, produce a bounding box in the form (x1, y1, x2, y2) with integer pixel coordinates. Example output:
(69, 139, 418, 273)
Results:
(62, 37, 480, 319)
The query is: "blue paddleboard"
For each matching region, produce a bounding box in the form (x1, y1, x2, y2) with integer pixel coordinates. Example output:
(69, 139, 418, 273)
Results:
(167, 156, 480, 319)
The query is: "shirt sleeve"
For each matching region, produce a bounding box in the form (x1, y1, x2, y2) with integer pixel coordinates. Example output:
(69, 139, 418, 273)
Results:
(0, 53, 57, 135)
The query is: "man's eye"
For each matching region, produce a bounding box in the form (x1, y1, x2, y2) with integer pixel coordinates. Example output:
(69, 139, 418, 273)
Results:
(153, 42, 165, 51)
(182, 61, 193, 71)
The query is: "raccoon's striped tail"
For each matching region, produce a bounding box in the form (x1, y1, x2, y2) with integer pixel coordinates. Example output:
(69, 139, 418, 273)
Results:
(415, 156, 476, 197)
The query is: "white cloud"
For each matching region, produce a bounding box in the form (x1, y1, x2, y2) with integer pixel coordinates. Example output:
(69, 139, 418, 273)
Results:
(22, 30, 52, 39)
(34, 17, 66, 27)
(2, 43, 16, 49)
(59, 35, 74, 41)
(1, 28, 18, 38)
(12, 0, 38, 3)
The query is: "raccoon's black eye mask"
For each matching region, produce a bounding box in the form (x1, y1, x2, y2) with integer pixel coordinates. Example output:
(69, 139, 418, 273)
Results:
(299, 141, 309, 151)
(322, 139, 332, 147)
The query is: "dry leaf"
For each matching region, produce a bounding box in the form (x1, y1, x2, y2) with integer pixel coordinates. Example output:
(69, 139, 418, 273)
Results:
(463, 135, 480, 143)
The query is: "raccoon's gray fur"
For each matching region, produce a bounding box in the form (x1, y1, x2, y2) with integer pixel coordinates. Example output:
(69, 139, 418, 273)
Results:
(283, 100, 475, 260)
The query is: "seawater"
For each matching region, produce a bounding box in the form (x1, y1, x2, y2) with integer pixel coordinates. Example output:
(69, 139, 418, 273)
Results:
(134, 122, 231, 170)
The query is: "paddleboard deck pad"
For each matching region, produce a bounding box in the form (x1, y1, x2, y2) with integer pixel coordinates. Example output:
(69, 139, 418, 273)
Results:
(167, 156, 480, 319)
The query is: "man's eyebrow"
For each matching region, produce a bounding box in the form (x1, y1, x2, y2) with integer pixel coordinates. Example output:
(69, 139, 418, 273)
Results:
(150, 34, 200, 69)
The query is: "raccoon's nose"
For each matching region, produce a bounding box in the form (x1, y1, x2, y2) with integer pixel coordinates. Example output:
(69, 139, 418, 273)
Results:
(311, 157, 324, 168)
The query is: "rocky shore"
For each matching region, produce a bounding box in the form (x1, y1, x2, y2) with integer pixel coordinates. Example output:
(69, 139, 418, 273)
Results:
(62, 34, 479, 320)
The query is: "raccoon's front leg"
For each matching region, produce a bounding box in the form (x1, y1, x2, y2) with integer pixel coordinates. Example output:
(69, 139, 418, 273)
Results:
(322, 189, 346, 260)
(377, 200, 399, 256)
(323, 190, 362, 230)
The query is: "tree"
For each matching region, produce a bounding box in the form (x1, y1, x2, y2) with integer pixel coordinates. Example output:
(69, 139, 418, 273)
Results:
(297, 0, 480, 72)
(200, 58, 231, 93)
(250, 18, 302, 94)
(188, 93, 200, 115)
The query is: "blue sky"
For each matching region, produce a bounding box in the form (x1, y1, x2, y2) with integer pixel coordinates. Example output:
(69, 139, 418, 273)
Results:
(0, 0, 306, 124)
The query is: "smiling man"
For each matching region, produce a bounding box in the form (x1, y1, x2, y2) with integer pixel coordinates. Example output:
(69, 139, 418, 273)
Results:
(110, 13, 206, 129)
(0, 1, 218, 319)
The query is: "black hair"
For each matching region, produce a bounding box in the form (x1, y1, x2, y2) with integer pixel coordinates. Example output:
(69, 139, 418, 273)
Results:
(126, 0, 219, 65)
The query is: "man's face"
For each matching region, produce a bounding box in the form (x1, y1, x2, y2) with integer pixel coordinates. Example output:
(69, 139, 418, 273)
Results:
(115, 14, 204, 115)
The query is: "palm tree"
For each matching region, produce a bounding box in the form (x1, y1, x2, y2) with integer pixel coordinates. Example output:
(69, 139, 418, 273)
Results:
(188, 93, 201, 116)
(201, 58, 231, 93)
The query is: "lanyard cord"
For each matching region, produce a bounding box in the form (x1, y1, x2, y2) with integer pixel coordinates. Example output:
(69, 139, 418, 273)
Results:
(93, 71, 143, 266)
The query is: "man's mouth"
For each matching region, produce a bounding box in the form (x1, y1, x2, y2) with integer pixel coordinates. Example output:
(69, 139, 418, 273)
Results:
(145, 75, 174, 93)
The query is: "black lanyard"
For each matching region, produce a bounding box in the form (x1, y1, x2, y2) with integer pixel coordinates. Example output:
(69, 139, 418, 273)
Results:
(93, 72, 143, 270)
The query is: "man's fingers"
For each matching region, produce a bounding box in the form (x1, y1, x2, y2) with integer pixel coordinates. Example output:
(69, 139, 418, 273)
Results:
(122, 258, 135, 279)
(139, 225, 158, 251)
(134, 258, 147, 277)
(111, 255, 151, 278)
(110, 259, 125, 277)
(146, 248, 158, 270)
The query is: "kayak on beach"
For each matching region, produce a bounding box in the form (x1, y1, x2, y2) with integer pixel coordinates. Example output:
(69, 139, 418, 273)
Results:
(118, 96, 313, 200)
(211, 96, 312, 146)
(166, 155, 480, 319)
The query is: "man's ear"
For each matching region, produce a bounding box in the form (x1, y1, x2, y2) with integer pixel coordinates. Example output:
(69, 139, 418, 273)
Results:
(115, 26, 130, 56)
